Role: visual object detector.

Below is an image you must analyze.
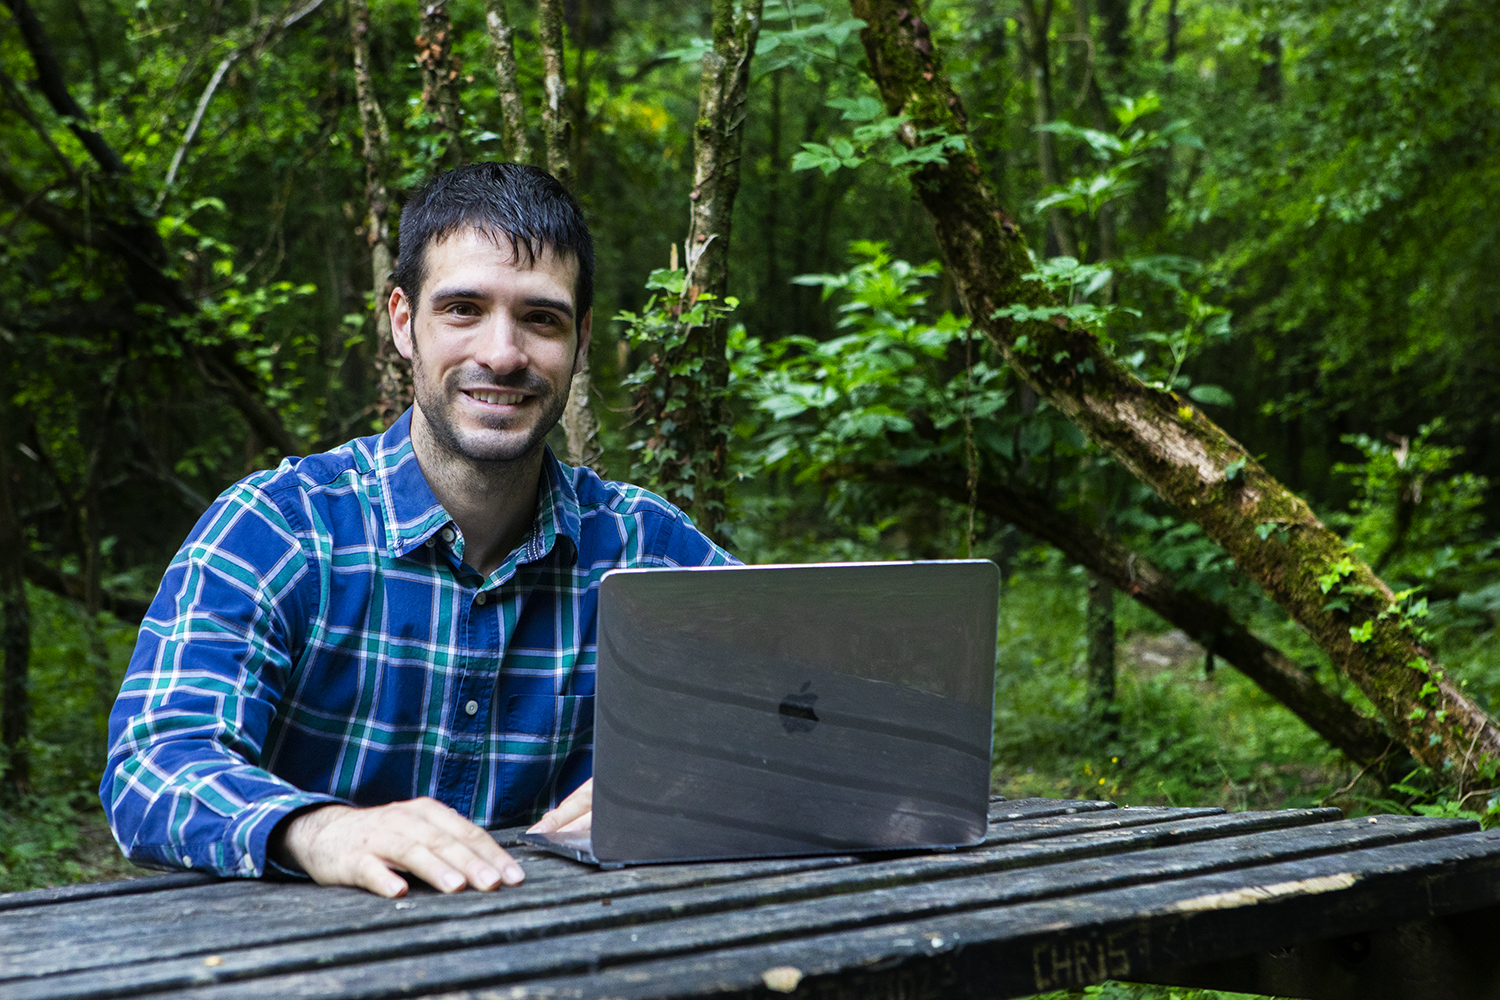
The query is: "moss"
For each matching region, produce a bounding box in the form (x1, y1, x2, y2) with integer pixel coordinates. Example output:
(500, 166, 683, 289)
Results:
(851, 0, 1500, 784)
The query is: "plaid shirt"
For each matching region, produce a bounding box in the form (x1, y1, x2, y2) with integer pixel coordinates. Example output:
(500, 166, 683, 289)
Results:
(101, 410, 733, 879)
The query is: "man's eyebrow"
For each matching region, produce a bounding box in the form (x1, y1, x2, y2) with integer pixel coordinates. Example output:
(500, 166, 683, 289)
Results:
(521, 297, 575, 320)
(428, 287, 490, 303)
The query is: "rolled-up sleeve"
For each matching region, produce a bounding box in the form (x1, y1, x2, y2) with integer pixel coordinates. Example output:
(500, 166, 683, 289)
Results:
(100, 481, 341, 878)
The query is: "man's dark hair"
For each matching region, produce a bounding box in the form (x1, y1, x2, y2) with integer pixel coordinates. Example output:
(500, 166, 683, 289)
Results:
(392, 162, 594, 327)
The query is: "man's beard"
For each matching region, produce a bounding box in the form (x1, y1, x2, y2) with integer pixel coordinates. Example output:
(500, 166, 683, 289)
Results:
(411, 353, 571, 466)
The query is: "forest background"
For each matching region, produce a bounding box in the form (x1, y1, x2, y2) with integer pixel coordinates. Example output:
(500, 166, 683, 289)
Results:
(0, 0, 1498, 992)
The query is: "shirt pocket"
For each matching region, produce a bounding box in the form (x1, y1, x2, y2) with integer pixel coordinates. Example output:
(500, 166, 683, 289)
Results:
(498, 693, 595, 820)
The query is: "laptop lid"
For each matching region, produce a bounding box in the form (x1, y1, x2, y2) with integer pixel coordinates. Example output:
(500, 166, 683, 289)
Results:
(583, 559, 999, 865)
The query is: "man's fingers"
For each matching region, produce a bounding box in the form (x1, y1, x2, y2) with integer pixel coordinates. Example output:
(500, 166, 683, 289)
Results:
(283, 799, 525, 895)
(402, 798, 524, 886)
(349, 853, 409, 899)
(556, 811, 591, 834)
(528, 778, 593, 833)
(388, 841, 472, 894)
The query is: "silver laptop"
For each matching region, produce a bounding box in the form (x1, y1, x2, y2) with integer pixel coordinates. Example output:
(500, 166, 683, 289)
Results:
(522, 560, 999, 867)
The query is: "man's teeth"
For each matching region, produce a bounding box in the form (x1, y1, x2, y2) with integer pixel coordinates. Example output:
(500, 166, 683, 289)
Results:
(470, 391, 525, 405)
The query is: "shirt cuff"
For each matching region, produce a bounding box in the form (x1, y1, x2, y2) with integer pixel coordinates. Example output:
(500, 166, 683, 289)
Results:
(225, 790, 350, 878)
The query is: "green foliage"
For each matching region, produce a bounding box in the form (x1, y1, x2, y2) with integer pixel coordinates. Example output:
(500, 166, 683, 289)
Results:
(992, 554, 1344, 812)
(616, 266, 739, 506)
(0, 587, 139, 891)
(730, 241, 1003, 475)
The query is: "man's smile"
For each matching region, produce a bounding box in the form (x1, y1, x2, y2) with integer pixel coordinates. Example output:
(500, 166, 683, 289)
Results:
(463, 389, 528, 407)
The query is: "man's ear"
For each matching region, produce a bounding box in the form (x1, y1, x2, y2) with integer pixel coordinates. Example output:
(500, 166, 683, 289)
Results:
(390, 287, 415, 361)
(573, 310, 593, 376)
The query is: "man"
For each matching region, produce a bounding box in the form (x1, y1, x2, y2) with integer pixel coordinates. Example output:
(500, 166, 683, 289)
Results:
(101, 163, 733, 898)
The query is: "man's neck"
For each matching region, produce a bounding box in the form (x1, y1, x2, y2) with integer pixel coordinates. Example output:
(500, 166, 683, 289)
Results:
(409, 411, 545, 578)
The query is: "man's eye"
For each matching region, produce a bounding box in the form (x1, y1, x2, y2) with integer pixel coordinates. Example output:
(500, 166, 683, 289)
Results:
(527, 312, 562, 326)
(448, 303, 480, 316)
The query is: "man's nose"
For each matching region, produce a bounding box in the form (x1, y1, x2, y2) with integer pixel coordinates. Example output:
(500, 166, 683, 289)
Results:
(473, 315, 529, 373)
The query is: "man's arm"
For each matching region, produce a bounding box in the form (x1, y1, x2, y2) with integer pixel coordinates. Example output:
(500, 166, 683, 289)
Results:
(101, 481, 529, 893)
(100, 481, 342, 877)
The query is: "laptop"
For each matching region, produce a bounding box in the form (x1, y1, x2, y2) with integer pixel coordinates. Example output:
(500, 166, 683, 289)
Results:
(522, 559, 999, 867)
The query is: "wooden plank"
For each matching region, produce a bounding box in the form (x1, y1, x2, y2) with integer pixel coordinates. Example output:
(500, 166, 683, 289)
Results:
(12, 815, 1464, 1000)
(0, 798, 1132, 978)
(0, 804, 1294, 983)
(407, 828, 1500, 1000)
(0, 872, 216, 913)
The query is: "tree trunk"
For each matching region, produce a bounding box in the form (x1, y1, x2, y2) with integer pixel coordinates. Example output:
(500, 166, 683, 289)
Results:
(1086, 572, 1120, 741)
(417, 0, 465, 169)
(848, 0, 1497, 784)
(0, 418, 31, 802)
(1014, 0, 1076, 259)
(485, 0, 533, 164)
(536, 0, 604, 474)
(537, 0, 573, 189)
(349, 0, 407, 427)
(847, 461, 1403, 776)
(633, 0, 763, 540)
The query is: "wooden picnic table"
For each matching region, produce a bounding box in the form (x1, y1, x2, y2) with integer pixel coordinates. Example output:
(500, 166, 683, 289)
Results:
(3, 797, 1500, 1000)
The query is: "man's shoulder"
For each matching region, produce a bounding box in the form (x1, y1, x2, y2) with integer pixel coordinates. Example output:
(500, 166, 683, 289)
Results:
(565, 465, 688, 524)
(215, 431, 386, 519)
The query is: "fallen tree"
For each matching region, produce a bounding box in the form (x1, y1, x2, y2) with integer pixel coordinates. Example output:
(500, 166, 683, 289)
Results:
(847, 0, 1500, 784)
(843, 461, 1402, 775)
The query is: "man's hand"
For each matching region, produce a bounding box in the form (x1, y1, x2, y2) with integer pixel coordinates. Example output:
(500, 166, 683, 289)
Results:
(527, 777, 592, 834)
(271, 797, 525, 898)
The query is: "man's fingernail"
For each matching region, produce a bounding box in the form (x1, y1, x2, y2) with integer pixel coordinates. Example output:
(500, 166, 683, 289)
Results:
(476, 864, 501, 887)
(502, 864, 524, 885)
(441, 871, 465, 892)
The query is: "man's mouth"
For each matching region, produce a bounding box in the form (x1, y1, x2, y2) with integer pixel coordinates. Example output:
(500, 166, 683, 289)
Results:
(465, 390, 526, 406)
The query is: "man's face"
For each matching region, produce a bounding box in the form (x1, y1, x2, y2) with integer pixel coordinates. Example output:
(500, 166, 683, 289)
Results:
(390, 228, 592, 466)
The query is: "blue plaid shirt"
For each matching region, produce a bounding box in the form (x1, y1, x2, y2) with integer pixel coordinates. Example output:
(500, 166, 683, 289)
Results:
(101, 410, 733, 879)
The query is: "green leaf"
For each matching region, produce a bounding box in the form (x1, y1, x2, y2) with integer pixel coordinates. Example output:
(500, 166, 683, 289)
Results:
(1189, 384, 1235, 407)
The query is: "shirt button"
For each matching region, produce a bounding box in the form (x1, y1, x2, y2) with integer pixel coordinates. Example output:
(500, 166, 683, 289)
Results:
(424, 538, 435, 548)
(181, 855, 192, 868)
(475, 592, 487, 605)
(464, 700, 479, 716)
(440, 528, 456, 544)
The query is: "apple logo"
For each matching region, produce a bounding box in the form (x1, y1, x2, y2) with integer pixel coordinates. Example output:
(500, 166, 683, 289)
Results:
(779, 681, 820, 734)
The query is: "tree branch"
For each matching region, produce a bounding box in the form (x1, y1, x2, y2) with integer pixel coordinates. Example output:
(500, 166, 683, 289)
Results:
(843, 461, 1404, 776)
(847, 0, 1500, 782)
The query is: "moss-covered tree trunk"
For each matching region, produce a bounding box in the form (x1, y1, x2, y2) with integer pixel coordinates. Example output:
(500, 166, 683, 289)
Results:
(484, 0, 533, 165)
(634, 0, 763, 540)
(536, 0, 605, 474)
(417, 0, 465, 170)
(349, 0, 406, 428)
(848, 0, 1499, 783)
(1086, 573, 1119, 741)
(853, 462, 1401, 773)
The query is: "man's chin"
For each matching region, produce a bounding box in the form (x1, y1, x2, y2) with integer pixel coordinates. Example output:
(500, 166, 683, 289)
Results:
(448, 429, 549, 465)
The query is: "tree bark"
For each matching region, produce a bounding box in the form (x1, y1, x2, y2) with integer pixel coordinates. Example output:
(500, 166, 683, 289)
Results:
(349, 0, 407, 427)
(537, 0, 573, 189)
(1014, 0, 1076, 259)
(847, 461, 1403, 775)
(0, 418, 31, 801)
(485, 0, 534, 164)
(633, 0, 763, 540)
(1086, 572, 1120, 740)
(535, 0, 604, 474)
(848, 0, 1496, 783)
(417, 0, 465, 169)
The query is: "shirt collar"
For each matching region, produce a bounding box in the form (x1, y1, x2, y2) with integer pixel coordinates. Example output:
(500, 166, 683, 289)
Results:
(376, 409, 581, 566)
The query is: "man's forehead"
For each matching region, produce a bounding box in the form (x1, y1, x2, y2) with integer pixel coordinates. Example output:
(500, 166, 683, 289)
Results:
(431, 225, 579, 279)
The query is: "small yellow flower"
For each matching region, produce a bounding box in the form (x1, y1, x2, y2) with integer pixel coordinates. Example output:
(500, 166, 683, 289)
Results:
(1098, 778, 1106, 785)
